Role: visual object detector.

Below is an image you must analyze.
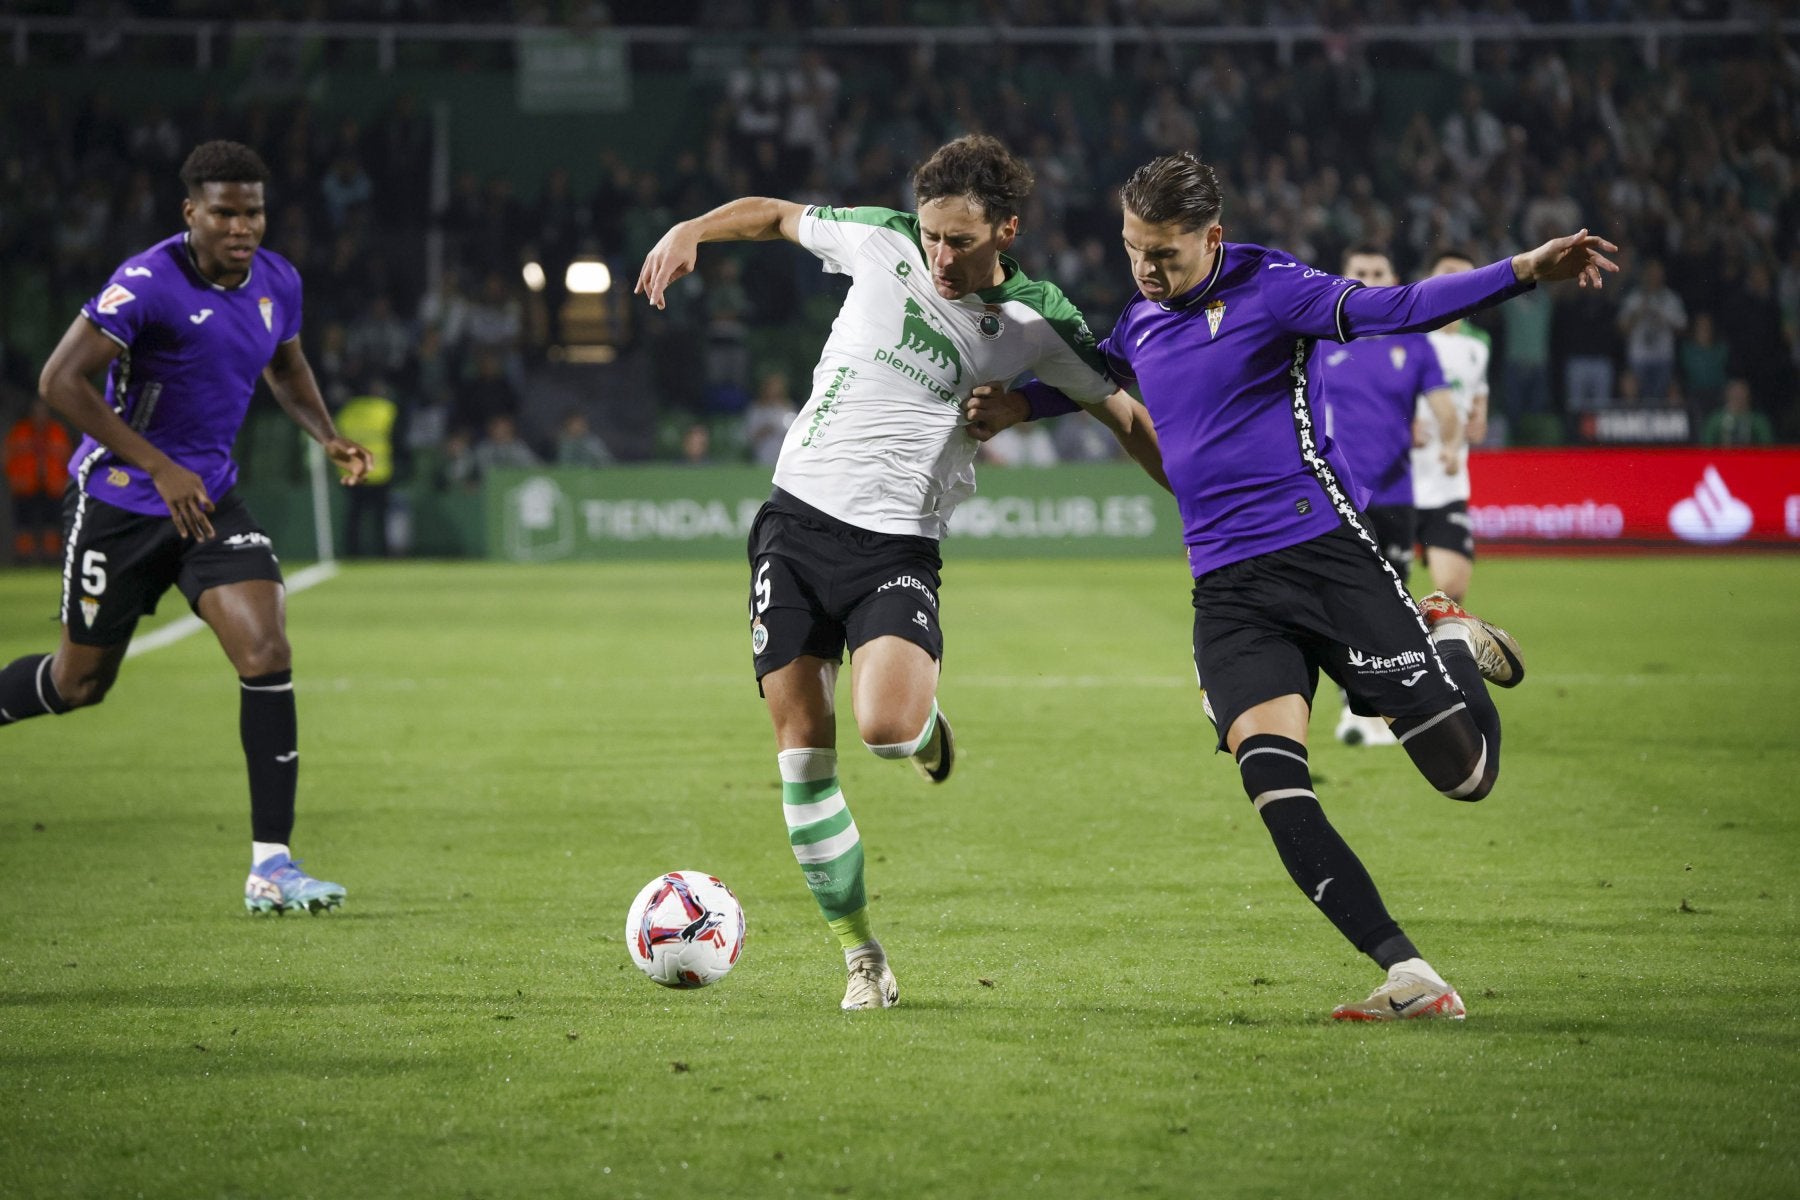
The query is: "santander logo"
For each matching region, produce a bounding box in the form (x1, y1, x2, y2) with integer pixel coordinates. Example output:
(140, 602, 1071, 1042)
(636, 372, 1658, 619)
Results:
(1668, 466, 1754, 545)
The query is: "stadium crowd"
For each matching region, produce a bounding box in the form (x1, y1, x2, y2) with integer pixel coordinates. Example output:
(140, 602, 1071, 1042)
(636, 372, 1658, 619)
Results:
(1, 2, 1795, 520)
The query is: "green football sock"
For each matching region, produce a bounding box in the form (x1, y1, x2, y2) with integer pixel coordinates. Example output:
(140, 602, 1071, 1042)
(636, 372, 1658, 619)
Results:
(778, 748, 873, 945)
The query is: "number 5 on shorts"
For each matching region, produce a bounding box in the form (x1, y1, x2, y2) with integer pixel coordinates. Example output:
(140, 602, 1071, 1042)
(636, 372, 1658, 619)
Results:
(752, 559, 772, 616)
(82, 550, 108, 595)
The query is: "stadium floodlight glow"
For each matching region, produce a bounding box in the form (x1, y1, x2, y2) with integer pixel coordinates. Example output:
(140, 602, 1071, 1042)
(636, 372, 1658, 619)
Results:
(522, 261, 546, 292)
(566, 260, 612, 295)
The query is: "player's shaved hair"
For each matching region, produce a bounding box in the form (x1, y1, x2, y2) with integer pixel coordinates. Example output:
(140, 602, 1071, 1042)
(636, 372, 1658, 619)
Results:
(179, 141, 271, 195)
(1121, 152, 1223, 233)
(911, 134, 1035, 225)
(1431, 248, 1478, 270)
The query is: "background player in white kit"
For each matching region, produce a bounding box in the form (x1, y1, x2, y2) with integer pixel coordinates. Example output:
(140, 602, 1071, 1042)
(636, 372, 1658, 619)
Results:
(636, 135, 1164, 1011)
(1416, 251, 1490, 602)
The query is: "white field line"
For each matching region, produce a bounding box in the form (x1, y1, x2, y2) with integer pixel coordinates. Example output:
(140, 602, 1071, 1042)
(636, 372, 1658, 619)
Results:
(124, 561, 340, 659)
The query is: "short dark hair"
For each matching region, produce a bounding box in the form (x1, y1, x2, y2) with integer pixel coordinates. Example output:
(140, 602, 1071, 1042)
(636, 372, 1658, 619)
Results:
(1431, 248, 1478, 270)
(179, 141, 271, 194)
(1120, 153, 1223, 232)
(1342, 245, 1393, 271)
(911, 134, 1034, 225)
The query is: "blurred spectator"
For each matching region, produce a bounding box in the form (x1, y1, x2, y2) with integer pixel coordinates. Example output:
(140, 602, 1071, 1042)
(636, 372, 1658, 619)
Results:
(375, 92, 433, 227)
(1718, 263, 1793, 412)
(334, 380, 401, 558)
(1553, 285, 1620, 414)
(1678, 312, 1731, 414)
(319, 153, 374, 232)
(743, 371, 799, 467)
(782, 48, 840, 183)
(1141, 85, 1201, 154)
(1498, 285, 1555, 427)
(345, 294, 414, 380)
(532, 166, 586, 350)
(6, 399, 71, 564)
(474, 413, 541, 474)
(1699, 379, 1773, 446)
(555, 410, 616, 467)
(1618, 259, 1687, 402)
(1520, 168, 1581, 246)
(2, 14, 1796, 475)
(418, 266, 474, 363)
(704, 256, 753, 409)
(438, 429, 480, 492)
(456, 350, 523, 432)
(312, 320, 357, 410)
(679, 421, 713, 466)
(465, 270, 527, 388)
(726, 46, 786, 186)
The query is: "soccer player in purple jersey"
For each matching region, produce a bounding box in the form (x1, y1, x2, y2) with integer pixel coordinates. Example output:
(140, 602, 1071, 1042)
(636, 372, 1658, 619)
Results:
(0, 141, 374, 915)
(1314, 247, 1458, 747)
(969, 153, 1617, 1020)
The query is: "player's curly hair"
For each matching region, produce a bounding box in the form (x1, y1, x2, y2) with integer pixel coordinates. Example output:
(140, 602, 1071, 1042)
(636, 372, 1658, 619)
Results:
(179, 141, 271, 194)
(1121, 152, 1223, 233)
(911, 134, 1034, 225)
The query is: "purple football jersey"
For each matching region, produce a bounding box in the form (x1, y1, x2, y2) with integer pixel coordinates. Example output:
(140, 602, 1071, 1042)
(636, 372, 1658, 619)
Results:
(1315, 333, 1446, 508)
(71, 232, 304, 516)
(1025, 245, 1528, 577)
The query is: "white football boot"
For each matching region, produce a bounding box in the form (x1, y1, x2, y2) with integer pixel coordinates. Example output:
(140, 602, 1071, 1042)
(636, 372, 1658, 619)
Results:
(1331, 957, 1466, 1022)
(1418, 591, 1525, 688)
(841, 950, 899, 1011)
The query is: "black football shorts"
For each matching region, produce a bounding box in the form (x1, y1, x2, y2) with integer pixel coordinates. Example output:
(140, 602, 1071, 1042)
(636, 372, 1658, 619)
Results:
(1361, 503, 1418, 579)
(59, 486, 284, 646)
(1417, 500, 1476, 560)
(1191, 522, 1463, 749)
(746, 488, 944, 686)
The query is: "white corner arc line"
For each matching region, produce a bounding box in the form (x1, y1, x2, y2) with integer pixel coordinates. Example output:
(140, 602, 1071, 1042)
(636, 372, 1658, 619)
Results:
(125, 561, 339, 659)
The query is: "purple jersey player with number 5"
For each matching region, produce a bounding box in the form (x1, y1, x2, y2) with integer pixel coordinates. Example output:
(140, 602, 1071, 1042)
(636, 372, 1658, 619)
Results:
(969, 153, 1618, 1021)
(0, 141, 375, 916)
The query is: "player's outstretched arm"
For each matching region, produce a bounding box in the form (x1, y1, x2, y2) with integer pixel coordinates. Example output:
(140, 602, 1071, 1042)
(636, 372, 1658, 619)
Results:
(1511, 229, 1620, 290)
(635, 197, 806, 311)
(1089, 390, 1171, 493)
(264, 338, 373, 485)
(40, 316, 217, 539)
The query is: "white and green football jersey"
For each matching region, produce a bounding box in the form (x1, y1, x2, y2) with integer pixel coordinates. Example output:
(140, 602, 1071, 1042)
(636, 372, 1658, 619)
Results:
(775, 205, 1116, 538)
(1414, 325, 1490, 509)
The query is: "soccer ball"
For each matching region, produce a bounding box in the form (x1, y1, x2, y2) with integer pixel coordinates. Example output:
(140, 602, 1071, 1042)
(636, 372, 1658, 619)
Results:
(625, 871, 746, 988)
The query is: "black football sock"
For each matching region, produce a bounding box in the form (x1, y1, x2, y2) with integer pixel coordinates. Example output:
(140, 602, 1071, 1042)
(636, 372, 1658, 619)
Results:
(1236, 733, 1419, 968)
(241, 670, 298, 844)
(0, 654, 70, 725)
(1392, 639, 1502, 800)
(1436, 638, 1501, 766)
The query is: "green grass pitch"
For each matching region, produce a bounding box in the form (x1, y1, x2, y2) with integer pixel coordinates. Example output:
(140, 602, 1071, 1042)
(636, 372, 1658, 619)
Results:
(2, 554, 1797, 1199)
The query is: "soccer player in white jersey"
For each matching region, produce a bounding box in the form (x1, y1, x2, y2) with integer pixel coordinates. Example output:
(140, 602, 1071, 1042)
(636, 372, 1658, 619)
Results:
(1416, 251, 1490, 602)
(636, 135, 1165, 1011)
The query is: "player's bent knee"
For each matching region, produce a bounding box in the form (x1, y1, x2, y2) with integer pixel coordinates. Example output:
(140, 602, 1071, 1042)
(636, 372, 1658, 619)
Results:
(235, 637, 292, 680)
(859, 709, 935, 759)
(56, 675, 111, 710)
(1235, 733, 1315, 808)
(1393, 706, 1495, 802)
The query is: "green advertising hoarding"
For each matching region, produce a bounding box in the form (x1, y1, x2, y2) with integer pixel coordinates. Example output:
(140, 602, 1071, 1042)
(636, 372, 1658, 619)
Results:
(483, 465, 1187, 562)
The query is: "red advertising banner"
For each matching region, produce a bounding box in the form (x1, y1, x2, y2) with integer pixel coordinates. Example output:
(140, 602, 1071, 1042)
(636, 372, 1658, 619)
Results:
(1467, 447, 1800, 552)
